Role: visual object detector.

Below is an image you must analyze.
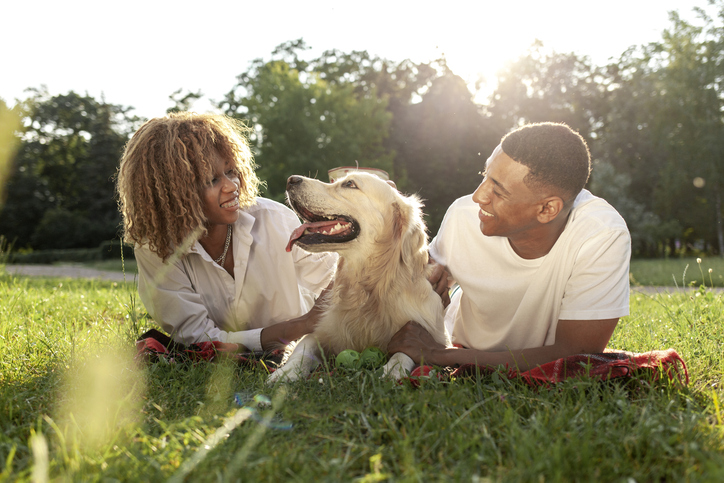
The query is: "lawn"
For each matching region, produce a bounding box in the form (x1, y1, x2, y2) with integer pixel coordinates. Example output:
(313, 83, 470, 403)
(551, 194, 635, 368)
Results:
(630, 256, 724, 287)
(1, 268, 723, 482)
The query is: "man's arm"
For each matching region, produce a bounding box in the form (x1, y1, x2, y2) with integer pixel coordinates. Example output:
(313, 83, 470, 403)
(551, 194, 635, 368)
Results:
(386, 318, 619, 372)
(428, 259, 453, 307)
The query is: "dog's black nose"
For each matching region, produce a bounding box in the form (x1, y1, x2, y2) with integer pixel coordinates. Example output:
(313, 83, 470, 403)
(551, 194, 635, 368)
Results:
(287, 175, 303, 189)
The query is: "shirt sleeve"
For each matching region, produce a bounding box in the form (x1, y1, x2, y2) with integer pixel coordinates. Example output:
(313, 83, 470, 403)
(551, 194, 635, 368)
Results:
(292, 247, 337, 295)
(558, 227, 631, 320)
(135, 245, 262, 349)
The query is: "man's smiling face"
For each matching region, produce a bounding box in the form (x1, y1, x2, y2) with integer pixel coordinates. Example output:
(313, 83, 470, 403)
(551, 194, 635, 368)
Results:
(471, 145, 546, 240)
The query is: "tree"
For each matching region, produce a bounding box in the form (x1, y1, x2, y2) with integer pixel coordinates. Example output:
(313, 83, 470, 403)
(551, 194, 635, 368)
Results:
(487, 41, 610, 147)
(655, 6, 724, 256)
(598, 4, 724, 256)
(220, 40, 506, 235)
(0, 88, 140, 249)
(219, 40, 395, 201)
(392, 73, 502, 234)
(167, 88, 203, 114)
(589, 160, 681, 257)
(311, 49, 499, 233)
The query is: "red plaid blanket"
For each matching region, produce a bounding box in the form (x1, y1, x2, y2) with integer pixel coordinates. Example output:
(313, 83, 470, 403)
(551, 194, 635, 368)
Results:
(135, 329, 284, 368)
(136, 330, 687, 387)
(408, 348, 688, 386)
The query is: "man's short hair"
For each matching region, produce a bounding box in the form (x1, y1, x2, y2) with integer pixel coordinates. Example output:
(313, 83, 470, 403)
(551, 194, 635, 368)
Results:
(501, 122, 591, 202)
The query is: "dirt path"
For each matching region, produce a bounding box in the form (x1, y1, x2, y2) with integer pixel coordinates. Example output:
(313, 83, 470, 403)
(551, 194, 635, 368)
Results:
(3, 264, 722, 294)
(4, 264, 135, 283)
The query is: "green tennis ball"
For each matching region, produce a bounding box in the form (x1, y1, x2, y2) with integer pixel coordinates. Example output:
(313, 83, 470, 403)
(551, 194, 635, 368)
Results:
(359, 347, 386, 369)
(335, 349, 361, 369)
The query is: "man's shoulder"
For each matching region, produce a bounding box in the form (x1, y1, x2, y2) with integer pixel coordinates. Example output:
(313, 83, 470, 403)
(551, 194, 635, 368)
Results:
(450, 194, 477, 209)
(435, 194, 482, 237)
(444, 194, 479, 221)
(570, 190, 628, 233)
(431, 194, 502, 261)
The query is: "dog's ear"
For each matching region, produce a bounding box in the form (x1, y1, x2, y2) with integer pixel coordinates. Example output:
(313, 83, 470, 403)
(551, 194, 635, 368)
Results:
(397, 195, 429, 271)
(362, 193, 428, 294)
(391, 202, 407, 241)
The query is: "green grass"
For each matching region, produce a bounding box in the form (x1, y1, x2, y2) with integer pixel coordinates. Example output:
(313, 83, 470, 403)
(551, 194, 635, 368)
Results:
(2, 268, 724, 482)
(630, 257, 724, 287)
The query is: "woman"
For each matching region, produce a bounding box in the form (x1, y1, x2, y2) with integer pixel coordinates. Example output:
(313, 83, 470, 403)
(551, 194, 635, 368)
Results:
(116, 112, 336, 351)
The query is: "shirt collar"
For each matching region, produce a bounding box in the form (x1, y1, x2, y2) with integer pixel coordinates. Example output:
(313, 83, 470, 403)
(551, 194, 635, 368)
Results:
(188, 209, 256, 256)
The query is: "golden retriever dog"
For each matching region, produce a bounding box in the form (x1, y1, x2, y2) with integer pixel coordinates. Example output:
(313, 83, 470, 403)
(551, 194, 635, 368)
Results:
(267, 172, 449, 384)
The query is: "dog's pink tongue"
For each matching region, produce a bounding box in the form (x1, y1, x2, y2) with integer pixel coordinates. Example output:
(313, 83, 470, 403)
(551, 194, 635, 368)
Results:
(286, 224, 309, 252)
(285, 220, 341, 252)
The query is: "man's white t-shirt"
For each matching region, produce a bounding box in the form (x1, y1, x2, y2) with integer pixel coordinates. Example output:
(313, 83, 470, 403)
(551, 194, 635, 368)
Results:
(135, 197, 337, 350)
(429, 189, 631, 352)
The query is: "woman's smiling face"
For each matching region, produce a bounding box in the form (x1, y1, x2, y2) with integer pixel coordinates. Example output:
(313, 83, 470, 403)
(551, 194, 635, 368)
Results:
(202, 149, 241, 226)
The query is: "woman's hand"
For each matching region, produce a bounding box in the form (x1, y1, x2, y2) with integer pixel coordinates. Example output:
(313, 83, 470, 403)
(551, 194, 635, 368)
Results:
(260, 283, 332, 351)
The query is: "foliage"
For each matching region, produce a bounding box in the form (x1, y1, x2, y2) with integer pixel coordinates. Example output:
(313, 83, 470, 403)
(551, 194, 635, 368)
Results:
(220, 40, 503, 235)
(3, 3, 724, 254)
(590, 160, 682, 256)
(597, 4, 724, 256)
(220, 40, 396, 202)
(393, 73, 502, 233)
(0, 88, 141, 250)
(487, 41, 610, 147)
(2, 271, 724, 481)
(167, 88, 203, 114)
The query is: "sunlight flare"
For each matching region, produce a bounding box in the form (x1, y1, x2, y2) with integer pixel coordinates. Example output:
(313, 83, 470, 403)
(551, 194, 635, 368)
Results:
(55, 341, 144, 452)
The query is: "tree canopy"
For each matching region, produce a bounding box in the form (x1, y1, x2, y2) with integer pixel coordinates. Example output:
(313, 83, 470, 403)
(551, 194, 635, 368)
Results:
(219, 41, 395, 202)
(1, 1, 724, 257)
(0, 88, 141, 249)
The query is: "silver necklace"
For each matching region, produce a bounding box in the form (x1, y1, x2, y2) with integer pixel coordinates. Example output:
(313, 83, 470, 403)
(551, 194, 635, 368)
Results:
(214, 224, 232, 266)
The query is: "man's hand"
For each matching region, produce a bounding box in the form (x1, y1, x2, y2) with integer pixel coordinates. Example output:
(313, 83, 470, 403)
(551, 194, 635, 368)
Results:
(387, 318, 620, 371)
(387, 321, 448, 366)
(428, 261, 452, 308)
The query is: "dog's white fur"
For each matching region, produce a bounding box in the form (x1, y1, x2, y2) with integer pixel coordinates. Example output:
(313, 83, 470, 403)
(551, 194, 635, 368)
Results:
(267, 172, 449, 384)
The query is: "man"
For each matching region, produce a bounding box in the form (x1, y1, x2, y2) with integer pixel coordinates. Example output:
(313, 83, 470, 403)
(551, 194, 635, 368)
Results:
(387, 122, 631, 371)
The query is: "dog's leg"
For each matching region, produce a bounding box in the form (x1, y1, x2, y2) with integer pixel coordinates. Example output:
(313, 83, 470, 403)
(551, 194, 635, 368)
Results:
(266, 335, 322, 384)
(382, 352, 416, 380)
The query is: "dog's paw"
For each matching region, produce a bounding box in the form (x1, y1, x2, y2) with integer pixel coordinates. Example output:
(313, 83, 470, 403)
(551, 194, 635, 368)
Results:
(381, 352, 415, 380)
(266, 365, 301, 385)
(382, 363, 408, 380)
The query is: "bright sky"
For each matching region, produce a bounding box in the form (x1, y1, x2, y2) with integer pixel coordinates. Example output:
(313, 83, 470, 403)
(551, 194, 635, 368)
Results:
(0, 0, 712, 120)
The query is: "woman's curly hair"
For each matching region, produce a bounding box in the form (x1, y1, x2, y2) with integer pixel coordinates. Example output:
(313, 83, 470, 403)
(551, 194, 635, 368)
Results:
(116, 112, 260, 261)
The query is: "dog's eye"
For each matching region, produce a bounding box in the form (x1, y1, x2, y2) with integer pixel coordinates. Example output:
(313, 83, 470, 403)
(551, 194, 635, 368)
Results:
(342, 180, 358, 189)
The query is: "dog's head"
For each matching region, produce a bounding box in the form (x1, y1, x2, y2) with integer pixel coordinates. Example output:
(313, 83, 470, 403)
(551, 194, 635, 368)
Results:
(285, 173, 428, 269)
